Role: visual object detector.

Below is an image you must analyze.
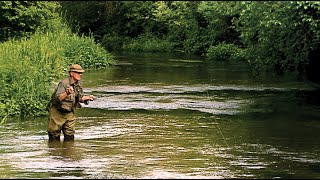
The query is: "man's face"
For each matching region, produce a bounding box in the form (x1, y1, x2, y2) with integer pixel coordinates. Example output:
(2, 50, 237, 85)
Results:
(71, 71, 83, 81)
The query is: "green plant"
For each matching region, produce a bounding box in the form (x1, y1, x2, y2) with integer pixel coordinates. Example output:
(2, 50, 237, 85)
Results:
(63, 33, 115, 69)
(0, 1, 61, 42)
(123, 33, 174, 52)
(206, 42, 245, 61)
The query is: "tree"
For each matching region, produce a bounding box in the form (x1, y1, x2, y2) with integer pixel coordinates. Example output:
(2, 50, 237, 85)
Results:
(235, 1, 320, 79)
(0, 1, 60, 42)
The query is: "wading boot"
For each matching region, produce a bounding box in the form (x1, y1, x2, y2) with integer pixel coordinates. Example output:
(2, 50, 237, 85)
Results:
(48, 133, 60, 141)
(64, 134, 74, 141)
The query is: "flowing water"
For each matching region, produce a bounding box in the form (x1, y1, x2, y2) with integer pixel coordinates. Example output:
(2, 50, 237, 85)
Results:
(1, 52, 320, 179)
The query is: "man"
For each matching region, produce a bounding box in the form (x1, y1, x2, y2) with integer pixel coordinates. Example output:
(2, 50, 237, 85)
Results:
(47, 64, 95, 141)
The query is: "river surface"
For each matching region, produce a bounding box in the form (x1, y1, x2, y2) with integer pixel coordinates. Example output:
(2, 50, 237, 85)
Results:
(1, 52, 320, 179)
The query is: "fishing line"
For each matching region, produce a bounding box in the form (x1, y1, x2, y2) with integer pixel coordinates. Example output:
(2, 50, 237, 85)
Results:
(206, 89, 230, 148)
(206, 89, 255, 176)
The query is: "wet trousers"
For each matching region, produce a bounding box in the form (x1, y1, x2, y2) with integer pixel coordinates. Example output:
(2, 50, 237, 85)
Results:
(47, 106, 76, 141)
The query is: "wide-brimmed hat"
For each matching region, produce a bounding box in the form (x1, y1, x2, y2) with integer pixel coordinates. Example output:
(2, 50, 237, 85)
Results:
(69, 64, 85, 73)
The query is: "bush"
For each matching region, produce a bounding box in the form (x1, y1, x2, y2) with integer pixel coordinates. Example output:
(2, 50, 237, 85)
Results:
(206, 42, 245, 61)
(101, 33, 128, 51)
(63, 33, 115, 69)
(123, 33, 174, 52)
(0, 33, 64, 118)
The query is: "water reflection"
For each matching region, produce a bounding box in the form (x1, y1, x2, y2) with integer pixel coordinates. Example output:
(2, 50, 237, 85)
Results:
(48, 140, 79, 160)
(46, 140, 86, 178)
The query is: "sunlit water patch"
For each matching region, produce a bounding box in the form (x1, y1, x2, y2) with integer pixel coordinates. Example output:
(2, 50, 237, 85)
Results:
(83, 84, 307, 115)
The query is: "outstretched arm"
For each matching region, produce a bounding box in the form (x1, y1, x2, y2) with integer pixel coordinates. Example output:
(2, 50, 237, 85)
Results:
(80, 95, 96, 103)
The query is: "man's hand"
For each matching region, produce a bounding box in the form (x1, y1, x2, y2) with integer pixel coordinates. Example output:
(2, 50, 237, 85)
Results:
(89, 95, 95, 101)
(82, 95, 96, 102)
(66, 86, 74, 95)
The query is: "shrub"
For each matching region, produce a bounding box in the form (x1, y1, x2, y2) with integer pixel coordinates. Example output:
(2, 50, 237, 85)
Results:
(101, 33, 128, 51)
(206, 42, 245, 61)
(63, 33, 115, 69)
(123, 33, 174, 52)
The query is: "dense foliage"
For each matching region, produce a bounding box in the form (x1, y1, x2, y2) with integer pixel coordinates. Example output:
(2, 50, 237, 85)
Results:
(234, 1, 320, 78)
(59, 1, 320, 82)
(0, 1, 58, 42)
(0, 1, 115, 121)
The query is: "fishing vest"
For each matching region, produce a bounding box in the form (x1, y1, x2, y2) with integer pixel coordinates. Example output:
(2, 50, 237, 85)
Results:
(47, 78, 84, 112)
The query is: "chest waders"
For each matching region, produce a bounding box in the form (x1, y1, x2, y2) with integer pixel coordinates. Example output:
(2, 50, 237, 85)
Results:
(47, 78, 83, 141)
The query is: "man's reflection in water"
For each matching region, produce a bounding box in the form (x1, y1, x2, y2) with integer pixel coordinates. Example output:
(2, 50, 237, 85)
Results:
(47, 140, 86, 178)
(47, 140, 81, 160)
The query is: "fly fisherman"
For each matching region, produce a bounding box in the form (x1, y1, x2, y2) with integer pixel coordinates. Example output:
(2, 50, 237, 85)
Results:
(47, 64, 95, 141)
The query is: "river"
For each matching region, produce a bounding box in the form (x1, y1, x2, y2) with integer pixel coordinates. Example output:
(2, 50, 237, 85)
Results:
(0, 51, 320, 179)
